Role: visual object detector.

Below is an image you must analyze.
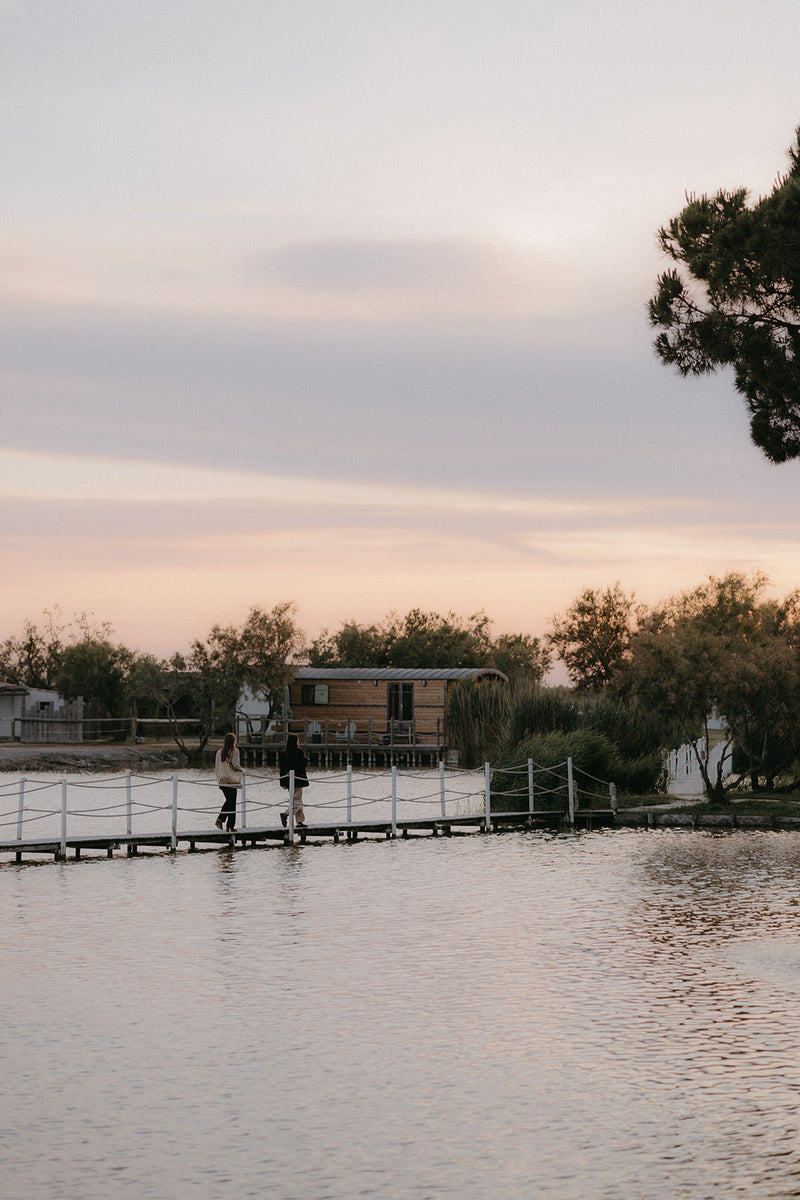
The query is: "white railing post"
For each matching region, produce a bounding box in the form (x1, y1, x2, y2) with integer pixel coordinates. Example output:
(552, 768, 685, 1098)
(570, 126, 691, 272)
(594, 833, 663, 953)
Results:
(16, 777, 25, 841)
(528, 758, 534, 816)
(241, 771, 247, 829)
(171, 774, 178, 851)
(125, 770, 132, 835)
(391, 765, 397, 837)
(567, 757, 575, 825)
(609, 782, 617, 811)
(60, 778, 68, 859)
(439, 759, 446, 818)
(289, 769, 295, 839)
(484, 762, 492, 831)
(346, 763, 352, 824)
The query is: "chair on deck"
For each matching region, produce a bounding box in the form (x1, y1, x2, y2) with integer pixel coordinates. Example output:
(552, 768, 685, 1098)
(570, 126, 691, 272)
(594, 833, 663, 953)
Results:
(335, 720, 357, 743)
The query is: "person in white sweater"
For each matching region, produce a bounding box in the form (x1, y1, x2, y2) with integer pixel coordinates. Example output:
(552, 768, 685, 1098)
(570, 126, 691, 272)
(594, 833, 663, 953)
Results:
(214, 732, 242, 831)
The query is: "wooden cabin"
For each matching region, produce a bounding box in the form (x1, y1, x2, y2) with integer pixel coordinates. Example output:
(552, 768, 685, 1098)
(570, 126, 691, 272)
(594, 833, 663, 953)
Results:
(280, 666, 507, 765)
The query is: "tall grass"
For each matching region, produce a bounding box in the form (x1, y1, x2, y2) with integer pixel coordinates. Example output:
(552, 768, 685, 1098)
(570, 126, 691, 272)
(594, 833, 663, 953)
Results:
(445, 678, 510, 768)
(447, 678, 665, 793)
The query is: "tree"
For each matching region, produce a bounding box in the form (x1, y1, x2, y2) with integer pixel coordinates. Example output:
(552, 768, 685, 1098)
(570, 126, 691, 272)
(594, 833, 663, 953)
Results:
(308, 617, 398, 667)
(161, 602, 304, 760)
(310, 609, 551, 679)
(0, 610, 65, 688)
(621, 573, 800, 801)
(649, 127, 800, 462)
(235, 602, 305, 717)
(389, 608, 493, 668)
(55, 638, 133, 718)
(490, 632, 551, 682)
(548, 583, 640, 691)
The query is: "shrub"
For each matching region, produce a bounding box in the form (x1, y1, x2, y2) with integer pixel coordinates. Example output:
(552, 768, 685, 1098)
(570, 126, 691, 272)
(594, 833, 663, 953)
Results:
(491, 728, 662, 811)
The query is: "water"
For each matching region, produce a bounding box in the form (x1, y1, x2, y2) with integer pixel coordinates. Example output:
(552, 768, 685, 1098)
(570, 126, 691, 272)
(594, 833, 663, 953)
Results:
(3, 784, 800, 1198)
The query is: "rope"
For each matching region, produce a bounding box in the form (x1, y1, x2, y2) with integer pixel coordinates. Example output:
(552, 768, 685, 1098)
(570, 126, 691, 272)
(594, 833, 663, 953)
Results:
(0, 755, 617, 845)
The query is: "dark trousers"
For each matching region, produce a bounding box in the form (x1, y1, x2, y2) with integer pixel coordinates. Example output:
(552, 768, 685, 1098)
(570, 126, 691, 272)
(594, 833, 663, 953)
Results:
(218, 786, 237, 830)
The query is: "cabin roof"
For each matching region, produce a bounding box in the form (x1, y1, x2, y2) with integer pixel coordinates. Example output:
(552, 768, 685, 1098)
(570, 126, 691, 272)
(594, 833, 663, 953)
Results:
(0, 681, 28, 694)
(294, 667, 507, 682)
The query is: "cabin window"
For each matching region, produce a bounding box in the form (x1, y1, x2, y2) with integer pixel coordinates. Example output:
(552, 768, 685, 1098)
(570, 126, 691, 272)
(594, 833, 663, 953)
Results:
(387, 682, 413, 721)
(301, 684, 329, 705)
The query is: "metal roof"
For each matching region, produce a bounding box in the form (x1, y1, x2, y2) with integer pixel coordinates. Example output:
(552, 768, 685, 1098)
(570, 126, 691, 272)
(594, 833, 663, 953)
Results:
(294, 667, 507, 682)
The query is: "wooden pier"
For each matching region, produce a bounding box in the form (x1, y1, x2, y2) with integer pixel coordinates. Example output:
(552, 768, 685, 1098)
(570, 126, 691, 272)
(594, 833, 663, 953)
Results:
(238, 738, 444, 770)
(0, 808, 616, 863)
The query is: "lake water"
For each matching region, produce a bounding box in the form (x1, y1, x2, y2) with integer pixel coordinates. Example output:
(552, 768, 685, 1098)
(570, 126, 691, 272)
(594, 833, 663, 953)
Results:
(3, 771, 800, 1199)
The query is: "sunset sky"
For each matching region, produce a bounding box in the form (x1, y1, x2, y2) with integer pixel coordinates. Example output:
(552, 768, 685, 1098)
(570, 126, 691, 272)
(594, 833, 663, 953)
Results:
(3, 0, 800, 661)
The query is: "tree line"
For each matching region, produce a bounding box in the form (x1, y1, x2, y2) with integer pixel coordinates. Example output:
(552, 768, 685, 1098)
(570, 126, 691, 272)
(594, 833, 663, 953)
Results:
(0, 604, 548, 759)
(4, 575, 799, 800)
(473, 572, 800, 802)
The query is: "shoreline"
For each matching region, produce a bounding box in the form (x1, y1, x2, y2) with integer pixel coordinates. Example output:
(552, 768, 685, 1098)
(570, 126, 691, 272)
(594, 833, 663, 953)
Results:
(0, 743, 187, 773)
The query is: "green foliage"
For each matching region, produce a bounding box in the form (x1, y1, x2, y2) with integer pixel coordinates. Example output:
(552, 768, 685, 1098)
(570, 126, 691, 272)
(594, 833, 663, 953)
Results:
(55, 639, 133, 718)
(622, 572, 800, 800)
(505, 683, 581, 744)
(649, 126, 800, 462)
(163, 602, 304, 759)
(0, 608, 84, 689)
(548, 583, 639, 690)
(445, 677, 510, 768)
(491, 730, 662, 812)
(309, 608, 550, 679)
(309, 618, 396, 667)
(490, 632, 551, 681)
(235, 602, 305, 713)
(447, 676, 663, 795)
(580, 693, 678, 760)
(391, 608, 493, 668)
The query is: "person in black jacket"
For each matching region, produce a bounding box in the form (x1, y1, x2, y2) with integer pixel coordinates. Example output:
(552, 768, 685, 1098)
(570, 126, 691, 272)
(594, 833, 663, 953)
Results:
(279, 733, 309, 827)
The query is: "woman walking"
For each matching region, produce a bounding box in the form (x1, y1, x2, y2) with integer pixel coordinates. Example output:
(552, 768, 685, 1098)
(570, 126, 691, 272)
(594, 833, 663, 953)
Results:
(214, 732, 242, 831)
(279, 733, 309, 827)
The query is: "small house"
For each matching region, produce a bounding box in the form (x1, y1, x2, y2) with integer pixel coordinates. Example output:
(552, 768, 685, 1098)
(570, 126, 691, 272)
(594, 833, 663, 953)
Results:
(288, 666, 507, 757)
(0, 682, 28, 740)
(0, 684, 69, 741)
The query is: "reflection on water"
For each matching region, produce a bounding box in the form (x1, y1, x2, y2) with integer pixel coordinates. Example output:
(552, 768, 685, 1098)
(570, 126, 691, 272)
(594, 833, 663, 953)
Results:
(3, 828, 800, 1198)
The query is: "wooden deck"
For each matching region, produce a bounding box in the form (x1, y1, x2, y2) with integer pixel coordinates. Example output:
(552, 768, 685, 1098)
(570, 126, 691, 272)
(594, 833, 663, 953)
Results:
(0, 809, 616, 862)
(239, 739, 444, 769)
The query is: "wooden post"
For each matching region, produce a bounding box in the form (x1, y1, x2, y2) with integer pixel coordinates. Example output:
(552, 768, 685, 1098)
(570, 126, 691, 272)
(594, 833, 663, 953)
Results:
(171, 774, 178, 852)
(16, 776, 25, 841)
(567, 757, 575, 825)
(125, 770, 132, 835)
(528, 758, 534, 815)
(60, 778, 68, 860)
(241, 770, 247, 829)
(288, 769, 295, 840)
(484, 762, 492, 832)
(439, 759, 446, 818)
(609, 782, 617, 811)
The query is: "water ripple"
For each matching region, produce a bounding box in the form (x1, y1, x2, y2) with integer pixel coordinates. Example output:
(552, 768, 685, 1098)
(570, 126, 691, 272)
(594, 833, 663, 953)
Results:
(4, 827, 800, 1196)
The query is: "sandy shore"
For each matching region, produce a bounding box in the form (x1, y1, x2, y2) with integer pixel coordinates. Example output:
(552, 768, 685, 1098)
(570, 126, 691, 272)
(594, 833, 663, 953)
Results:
(0, 743, 187, 773)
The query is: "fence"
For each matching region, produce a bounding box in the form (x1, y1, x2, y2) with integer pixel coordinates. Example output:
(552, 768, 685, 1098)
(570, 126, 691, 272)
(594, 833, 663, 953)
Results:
(16, 699, 85, 744)
(0, 757, 616, 861)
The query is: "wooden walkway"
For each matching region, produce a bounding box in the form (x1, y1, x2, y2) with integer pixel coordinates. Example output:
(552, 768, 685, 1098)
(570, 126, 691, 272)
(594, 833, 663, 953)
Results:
(0, 809, 616, 863)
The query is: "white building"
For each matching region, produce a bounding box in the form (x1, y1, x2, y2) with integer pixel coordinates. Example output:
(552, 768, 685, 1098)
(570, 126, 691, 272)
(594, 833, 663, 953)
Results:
(0, 684, 68, 740)
(666, 715, 733, 797)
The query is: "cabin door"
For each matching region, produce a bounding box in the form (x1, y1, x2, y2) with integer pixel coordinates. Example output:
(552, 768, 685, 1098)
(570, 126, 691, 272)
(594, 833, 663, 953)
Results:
(387, 681, 413, 723)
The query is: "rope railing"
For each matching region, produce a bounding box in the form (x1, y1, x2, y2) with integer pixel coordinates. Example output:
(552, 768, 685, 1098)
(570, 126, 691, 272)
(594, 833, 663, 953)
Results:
(0, 755, 616, 853)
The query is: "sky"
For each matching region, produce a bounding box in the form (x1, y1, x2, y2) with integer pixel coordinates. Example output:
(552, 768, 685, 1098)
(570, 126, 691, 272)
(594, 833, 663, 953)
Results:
(2, 0, 800, 664)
